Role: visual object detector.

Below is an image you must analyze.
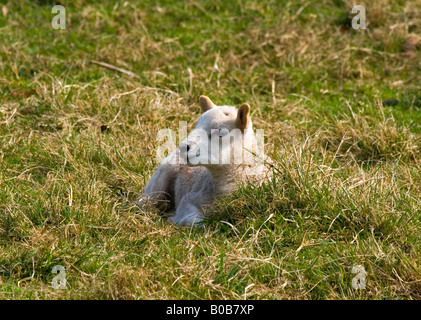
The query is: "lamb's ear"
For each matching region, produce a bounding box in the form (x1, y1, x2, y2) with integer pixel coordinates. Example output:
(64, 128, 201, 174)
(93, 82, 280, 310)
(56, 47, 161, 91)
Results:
(236, 103, 251, 132)
(199, 95, 215, 112)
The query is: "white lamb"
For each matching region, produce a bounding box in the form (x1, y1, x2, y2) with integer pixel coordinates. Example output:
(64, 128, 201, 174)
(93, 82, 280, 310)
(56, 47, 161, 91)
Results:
(139, 96, 272, 226)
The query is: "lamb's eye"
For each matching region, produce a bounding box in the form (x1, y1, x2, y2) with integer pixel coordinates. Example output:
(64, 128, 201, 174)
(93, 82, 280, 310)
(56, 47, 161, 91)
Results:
(218, 128, 229, 137)
(224, 112, 230, 116)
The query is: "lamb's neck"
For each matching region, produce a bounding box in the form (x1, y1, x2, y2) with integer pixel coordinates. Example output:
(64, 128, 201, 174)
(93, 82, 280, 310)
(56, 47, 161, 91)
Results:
(206, 165, 246, 197)
(205, 131, 263, 196)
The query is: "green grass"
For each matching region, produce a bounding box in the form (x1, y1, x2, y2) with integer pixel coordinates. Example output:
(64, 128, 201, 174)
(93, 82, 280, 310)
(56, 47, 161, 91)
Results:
(0, 0, 420, 299)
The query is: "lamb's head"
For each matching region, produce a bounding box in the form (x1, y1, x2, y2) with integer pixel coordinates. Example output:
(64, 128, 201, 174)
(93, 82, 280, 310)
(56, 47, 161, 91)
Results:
(179, 96, 255, 167)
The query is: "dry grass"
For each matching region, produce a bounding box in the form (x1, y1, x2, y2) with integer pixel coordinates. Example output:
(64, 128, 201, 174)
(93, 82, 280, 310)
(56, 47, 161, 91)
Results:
(0, 0, 420, 299)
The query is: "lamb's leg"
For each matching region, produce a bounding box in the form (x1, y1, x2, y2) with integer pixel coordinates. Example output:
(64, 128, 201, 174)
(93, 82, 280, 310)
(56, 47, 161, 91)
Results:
(138, 163, 179, 211)
(168, 192, 204, 226)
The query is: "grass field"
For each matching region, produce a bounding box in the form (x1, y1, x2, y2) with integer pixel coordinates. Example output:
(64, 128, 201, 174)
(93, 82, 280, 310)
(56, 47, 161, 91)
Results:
(0, 0, 420, 299)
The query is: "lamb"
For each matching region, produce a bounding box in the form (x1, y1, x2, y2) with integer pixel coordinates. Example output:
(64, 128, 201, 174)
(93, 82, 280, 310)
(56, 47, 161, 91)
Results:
(139, 96, 272, 226)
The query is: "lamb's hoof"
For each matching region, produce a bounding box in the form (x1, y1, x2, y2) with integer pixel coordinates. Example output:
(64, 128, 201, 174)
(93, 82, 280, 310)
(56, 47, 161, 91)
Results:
(168, 214, 204, 228)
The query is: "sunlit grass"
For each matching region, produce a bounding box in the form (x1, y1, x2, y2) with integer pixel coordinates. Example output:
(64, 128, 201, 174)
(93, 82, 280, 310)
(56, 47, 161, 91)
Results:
(0, 0, 420, 299)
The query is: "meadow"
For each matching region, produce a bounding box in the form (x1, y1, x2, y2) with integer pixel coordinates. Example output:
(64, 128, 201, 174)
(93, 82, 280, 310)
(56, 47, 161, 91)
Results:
(0, 0, 420, 299)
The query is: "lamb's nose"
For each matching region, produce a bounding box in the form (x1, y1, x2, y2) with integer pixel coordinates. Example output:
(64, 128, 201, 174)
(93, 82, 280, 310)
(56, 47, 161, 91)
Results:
(186, 144, 190, 152)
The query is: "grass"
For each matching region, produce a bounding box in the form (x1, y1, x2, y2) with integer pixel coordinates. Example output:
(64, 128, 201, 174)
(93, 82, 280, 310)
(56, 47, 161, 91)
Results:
(0, 0, 420, 299)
